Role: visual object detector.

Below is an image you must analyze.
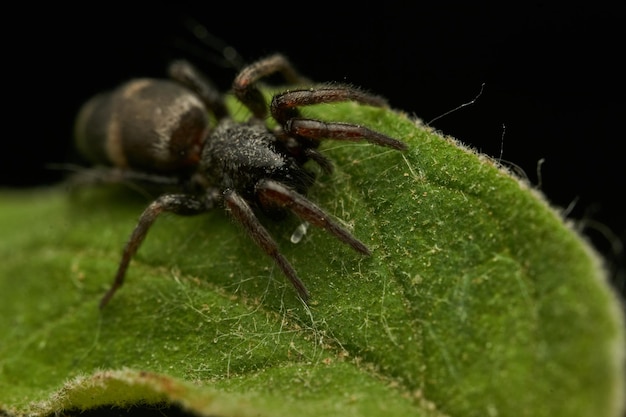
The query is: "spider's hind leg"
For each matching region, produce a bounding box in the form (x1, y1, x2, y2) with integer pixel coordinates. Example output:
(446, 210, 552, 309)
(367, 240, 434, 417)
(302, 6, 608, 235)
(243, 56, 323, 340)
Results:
(56, 165, 184, 200)
(168, 59, 229, 119)
(99, 190, 221, 308)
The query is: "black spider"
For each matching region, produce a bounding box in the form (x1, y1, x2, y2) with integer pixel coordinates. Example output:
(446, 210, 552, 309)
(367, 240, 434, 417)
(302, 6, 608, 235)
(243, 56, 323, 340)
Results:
(72, 54, 407, 307)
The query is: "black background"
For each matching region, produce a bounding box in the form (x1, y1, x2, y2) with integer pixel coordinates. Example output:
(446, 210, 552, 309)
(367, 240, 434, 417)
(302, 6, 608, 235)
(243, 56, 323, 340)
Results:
(5, 3, 624, 299)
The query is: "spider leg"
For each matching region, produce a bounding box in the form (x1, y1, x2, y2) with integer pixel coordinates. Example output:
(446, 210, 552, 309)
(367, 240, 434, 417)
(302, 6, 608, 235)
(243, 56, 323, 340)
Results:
(286, 118, 407, 150)
(53, 165, 189, 201)
(168, 59, 229, 119)
(271, 86, 388, 124)
(304, 148, 334, 174)
(270, 87, 407, 150)
(99, 190, 221, 308)
(256, 179, 371, 256)
(232, 53, 310, 119)
(272, 131, 334, 174)
(224, 189, 310, 302)
(61, 166, 181, 189)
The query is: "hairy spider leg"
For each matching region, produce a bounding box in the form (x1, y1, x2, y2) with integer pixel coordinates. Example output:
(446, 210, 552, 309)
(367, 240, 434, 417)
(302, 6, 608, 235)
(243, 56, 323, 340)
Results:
(287, 118, 406, 150)
(256, 179, 371, 256)
(232, 53, 311, 119)
(271, 88, 407, 150)
(271, 87, 388, 123)
(64, 166, 181, 189)
(224, 189, 310, 302)
(99, 191, 221, 309)
(168, 59, 229, 119)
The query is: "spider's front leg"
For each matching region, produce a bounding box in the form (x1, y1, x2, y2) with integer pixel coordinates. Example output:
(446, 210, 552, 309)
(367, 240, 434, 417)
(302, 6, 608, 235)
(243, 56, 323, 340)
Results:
(99, 189, 221, 308)
(228, 178, 375, 302)
(271, 87, 408, 150)
(256, 179, 371, 256)
(223, 189, 310, 302)
(232, 53, 311, 119)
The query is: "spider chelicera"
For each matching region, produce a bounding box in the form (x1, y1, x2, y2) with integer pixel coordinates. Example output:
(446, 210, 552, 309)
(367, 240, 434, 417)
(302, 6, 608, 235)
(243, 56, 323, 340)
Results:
(72, 53, 407, 307)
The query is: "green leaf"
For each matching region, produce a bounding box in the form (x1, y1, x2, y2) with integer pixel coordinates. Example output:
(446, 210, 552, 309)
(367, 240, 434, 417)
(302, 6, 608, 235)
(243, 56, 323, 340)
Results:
(1, 101, 624, 417)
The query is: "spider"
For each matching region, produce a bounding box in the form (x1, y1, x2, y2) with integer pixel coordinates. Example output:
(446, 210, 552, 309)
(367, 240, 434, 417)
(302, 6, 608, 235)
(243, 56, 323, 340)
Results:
(72, 54, 407, 308)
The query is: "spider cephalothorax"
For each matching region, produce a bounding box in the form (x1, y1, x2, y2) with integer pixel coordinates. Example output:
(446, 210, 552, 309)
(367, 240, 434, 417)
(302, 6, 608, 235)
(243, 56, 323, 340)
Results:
(73, 53, 407, 307)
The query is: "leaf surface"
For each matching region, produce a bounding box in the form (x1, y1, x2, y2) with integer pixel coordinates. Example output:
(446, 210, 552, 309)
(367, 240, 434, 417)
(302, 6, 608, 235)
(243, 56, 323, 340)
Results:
(0, 101, 624, 417)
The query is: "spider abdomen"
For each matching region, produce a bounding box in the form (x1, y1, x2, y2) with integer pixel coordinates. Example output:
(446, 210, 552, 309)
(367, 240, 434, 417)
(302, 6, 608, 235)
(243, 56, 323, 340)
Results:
(74, 79, 209, 174)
